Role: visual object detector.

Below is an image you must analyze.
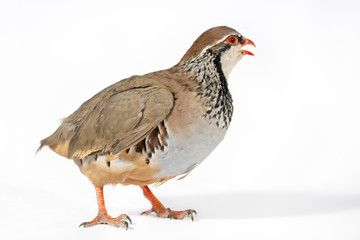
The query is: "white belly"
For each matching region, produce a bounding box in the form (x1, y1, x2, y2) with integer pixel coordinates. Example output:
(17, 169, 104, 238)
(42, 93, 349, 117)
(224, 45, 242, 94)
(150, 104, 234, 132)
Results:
(153, 119, 227, 177)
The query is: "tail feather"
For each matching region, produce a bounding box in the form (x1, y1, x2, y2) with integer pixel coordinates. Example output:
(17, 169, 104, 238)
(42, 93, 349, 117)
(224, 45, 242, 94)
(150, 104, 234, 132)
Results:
(36, 139, 47, 153)
(37, 125, 72, 158)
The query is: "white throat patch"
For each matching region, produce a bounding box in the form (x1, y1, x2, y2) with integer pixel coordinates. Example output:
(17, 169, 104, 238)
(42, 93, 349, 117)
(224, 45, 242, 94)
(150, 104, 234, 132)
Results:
(220, 46, 243, 79)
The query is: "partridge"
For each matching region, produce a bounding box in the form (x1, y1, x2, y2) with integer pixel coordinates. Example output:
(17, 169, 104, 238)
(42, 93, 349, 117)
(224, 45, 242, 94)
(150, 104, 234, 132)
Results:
(38, 26, 255, 229)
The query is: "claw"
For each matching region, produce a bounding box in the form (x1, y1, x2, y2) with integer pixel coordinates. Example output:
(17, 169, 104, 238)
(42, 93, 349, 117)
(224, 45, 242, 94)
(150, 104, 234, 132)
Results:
(187, 210, 197, 221)
(141, 209, 153, 216)
(125, 215, 132, 225)
(124, 221, 129, 231)
(79, 222, 86, 228)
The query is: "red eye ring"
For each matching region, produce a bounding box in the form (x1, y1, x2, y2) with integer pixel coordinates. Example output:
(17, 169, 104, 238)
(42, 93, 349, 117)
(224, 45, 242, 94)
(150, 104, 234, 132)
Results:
(225, 35, 238, 46)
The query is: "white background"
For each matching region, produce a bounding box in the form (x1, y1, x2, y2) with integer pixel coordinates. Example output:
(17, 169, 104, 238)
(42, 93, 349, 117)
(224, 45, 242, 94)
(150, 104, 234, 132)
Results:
(1, 0, 360, 239)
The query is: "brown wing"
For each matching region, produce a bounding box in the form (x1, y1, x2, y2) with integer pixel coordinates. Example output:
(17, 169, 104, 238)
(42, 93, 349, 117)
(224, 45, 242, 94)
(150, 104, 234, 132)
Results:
(67, 85, 174, 158)
(39, 80, 174, 159)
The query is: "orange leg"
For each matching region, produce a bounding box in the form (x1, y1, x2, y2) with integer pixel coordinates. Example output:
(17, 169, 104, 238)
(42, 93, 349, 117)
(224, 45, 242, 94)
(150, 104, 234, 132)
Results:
(140, 185, 196, 221)
(79, 187, 132, 229)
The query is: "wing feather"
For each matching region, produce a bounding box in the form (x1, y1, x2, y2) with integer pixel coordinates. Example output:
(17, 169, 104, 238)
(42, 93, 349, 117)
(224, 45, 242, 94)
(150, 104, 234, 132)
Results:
(67, 85, 174, 158)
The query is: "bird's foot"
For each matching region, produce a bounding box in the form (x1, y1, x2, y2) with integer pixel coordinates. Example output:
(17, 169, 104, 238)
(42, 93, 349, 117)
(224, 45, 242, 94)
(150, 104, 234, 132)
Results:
(141, 207, 196, 221)
(79, 212, 132, 229)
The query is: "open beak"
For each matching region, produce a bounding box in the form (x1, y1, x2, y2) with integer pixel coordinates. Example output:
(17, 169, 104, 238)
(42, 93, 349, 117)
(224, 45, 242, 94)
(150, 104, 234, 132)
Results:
(240, 37, 256, 56)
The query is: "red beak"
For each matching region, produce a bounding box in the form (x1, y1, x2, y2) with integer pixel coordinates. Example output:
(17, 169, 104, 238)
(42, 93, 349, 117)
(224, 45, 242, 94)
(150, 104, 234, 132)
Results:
(240, 37, 256, 56)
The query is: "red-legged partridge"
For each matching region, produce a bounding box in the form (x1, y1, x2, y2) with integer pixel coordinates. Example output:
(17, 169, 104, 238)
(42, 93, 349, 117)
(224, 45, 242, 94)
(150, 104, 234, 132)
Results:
(39, 26, 255, 229)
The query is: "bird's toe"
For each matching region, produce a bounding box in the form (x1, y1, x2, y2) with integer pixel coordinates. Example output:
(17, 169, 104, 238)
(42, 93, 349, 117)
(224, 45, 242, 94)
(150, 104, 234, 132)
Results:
(79, 213, 132, 229)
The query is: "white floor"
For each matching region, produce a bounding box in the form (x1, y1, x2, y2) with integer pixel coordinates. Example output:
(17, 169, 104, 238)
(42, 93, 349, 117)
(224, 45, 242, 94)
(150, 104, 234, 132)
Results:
(3, 185, 360, 240)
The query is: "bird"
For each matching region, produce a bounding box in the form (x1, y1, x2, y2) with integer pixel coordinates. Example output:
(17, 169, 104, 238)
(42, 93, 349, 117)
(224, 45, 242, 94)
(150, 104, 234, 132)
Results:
(38, 26, 255, 229)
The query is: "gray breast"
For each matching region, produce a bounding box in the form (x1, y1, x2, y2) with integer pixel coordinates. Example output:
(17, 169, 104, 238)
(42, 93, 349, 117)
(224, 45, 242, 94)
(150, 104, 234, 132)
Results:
(153, 118, 227, 177)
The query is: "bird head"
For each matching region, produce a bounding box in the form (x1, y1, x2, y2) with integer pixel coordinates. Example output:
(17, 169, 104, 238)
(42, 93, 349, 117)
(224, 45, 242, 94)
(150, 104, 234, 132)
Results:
(180, 26, 255, 80)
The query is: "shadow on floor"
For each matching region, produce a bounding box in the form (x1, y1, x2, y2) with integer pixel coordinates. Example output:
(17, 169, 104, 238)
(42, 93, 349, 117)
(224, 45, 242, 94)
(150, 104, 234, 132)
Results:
(160, 191, 360, 219)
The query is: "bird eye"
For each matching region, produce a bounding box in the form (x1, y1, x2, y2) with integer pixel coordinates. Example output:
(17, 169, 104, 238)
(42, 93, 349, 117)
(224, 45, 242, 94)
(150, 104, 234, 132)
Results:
(225, 36, 238, 46)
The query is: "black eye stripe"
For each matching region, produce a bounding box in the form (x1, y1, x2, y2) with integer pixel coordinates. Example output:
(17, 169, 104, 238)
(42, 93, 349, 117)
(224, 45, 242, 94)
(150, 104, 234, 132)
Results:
(239, 36, 245, 45)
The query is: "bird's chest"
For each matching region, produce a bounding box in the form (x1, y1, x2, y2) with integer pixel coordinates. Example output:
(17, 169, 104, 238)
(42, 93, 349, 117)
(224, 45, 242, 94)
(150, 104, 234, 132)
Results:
(152, 111, 228, 178)
(149, 82, 233, 178)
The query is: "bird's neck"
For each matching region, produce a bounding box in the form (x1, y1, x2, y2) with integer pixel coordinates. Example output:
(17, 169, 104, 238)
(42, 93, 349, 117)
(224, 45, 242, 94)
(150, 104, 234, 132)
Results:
(180, 50, 234, 129)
